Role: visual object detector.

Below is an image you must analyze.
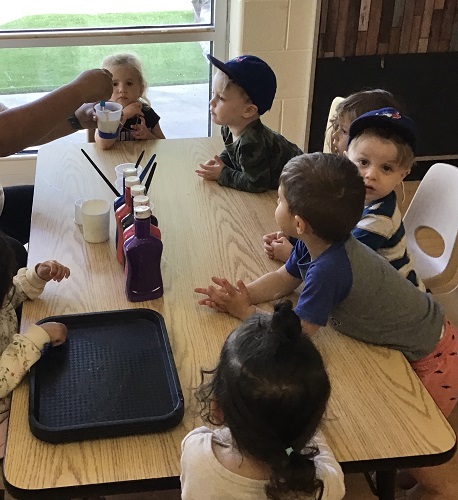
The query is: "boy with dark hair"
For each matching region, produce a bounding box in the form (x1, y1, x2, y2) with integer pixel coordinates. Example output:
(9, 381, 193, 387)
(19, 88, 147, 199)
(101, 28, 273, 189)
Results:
(196, 152, 458, 500)
(196, 54, 302, 192)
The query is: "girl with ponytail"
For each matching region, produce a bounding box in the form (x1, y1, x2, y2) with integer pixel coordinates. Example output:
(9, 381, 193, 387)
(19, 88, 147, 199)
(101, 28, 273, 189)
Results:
(180, 300, 344, 500)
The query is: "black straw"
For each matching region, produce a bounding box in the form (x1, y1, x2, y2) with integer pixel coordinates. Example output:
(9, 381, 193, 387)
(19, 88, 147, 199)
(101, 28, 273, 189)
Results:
(140, 153, 156, 183)
(144, 161, 157, 192)
(134, 150, 145, 171)
(81, 149, 120, 196)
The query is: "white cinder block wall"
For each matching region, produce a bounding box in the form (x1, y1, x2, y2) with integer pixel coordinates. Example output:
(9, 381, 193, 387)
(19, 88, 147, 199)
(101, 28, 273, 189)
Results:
(0, 0, 321, 185)
(229, 0, 321, 150)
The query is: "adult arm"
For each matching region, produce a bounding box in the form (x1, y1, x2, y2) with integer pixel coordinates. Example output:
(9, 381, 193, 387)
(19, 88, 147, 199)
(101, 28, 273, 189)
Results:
(33, 102, 98, 145)
(0, 69, 112, 157)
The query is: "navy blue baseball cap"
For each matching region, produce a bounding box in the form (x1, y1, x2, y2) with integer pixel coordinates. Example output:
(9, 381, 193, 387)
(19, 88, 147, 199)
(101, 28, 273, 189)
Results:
(348, 107, 417, 153)
(207, 54, 277, 115)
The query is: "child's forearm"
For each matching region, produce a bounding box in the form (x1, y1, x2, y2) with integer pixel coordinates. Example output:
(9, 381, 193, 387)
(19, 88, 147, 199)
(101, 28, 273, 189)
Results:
(13, 267, 47, 302)
(94, 131, 117, 150)
(247, 267, 299, 304)
(0, 325, 48, 398)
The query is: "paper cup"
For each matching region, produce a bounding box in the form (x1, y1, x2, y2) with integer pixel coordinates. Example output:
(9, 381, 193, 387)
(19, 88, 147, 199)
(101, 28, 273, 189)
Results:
(74, 198, 88, 225)
(115, 178, 124, 193)
(115, 163, 143, 179)
(81, 199, 110, 243)
(94, 102, 123, 138)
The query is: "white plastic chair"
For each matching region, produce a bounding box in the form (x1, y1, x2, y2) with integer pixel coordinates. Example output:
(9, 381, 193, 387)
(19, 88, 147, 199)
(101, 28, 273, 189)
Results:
(403, 162, 458, 326)
(322, 96, 344, 153)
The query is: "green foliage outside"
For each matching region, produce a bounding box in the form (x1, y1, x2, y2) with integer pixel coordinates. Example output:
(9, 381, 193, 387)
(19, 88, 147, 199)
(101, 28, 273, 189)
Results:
(0, 11, 209, 94)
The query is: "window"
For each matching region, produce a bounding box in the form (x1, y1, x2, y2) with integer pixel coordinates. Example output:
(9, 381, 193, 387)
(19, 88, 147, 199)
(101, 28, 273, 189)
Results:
(0, 1, 227, 141)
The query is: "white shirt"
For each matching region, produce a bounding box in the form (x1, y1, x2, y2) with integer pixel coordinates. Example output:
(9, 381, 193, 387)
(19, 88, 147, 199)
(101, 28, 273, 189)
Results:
(181, 426, 345, 500)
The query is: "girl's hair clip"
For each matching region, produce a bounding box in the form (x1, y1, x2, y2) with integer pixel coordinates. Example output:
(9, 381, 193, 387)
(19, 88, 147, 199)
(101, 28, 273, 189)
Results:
(285, 447, 294, 456)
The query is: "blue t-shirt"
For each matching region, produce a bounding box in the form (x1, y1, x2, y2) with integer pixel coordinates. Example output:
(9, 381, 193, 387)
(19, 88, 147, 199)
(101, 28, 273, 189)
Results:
(285, 240, 352, 326)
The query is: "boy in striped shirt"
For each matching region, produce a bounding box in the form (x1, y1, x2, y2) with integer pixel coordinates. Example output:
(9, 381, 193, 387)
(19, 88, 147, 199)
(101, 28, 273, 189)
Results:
(346, 107, 424, 289)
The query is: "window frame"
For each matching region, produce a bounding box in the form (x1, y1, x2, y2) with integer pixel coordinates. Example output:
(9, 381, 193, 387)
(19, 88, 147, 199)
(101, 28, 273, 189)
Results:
(0, 2, 227, 54)
(0, 1, 227, 150)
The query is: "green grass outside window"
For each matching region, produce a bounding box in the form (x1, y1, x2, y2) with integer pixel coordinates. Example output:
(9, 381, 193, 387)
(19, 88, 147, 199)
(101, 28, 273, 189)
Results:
(0, 11, 209, 94)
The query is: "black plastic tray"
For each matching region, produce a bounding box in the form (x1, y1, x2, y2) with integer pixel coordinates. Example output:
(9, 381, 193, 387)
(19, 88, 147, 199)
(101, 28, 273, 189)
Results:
(28, 308, 184, 443)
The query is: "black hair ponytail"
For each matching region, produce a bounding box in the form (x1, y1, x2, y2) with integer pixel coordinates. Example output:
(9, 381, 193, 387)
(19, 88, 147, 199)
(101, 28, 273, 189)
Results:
(267, 446, 324, 500)
(270, 299, 301, 343)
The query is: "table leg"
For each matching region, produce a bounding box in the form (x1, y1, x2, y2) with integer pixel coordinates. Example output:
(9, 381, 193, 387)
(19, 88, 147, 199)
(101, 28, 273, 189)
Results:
(375, 470, 396, 500)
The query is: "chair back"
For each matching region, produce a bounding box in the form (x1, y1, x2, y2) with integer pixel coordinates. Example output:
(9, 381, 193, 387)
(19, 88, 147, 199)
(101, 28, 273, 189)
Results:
(86, 129, 96, 142)
(322, 96, 344, 153)
(403, 163, 458, 285)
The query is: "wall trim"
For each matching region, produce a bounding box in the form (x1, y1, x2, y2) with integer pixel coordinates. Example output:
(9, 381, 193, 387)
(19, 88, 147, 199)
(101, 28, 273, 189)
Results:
(0, 154, 36, 186)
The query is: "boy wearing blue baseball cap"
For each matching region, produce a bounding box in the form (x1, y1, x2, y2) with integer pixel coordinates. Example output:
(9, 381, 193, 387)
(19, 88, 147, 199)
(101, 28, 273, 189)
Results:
(346, 107, 424, 289)
(196, 54, 302, 192)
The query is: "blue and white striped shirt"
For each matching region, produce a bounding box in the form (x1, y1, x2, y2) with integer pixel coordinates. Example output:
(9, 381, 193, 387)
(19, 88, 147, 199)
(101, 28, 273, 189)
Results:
(352, 191, 425, 290)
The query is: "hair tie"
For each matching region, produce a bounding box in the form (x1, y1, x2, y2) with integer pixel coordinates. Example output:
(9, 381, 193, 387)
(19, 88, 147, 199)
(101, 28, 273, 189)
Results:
(285, 447, 294, 456)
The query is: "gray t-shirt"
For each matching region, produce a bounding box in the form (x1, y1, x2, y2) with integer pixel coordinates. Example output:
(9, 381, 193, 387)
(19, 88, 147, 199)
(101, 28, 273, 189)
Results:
(286, 236, 444, 361)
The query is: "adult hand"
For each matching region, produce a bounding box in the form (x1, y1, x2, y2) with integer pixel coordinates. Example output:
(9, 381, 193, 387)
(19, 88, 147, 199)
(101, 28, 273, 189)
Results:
(39, 321, 68, 346)
(195, 155, 224, 181)
(36, 260, 70, 282)
(195, 276, 255, 320)
(71, 69, 113, 103)
(74, 102, 98, 129)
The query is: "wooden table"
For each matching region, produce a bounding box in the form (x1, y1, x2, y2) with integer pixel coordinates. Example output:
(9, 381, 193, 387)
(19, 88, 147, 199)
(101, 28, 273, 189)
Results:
(3, 138, 456, 499)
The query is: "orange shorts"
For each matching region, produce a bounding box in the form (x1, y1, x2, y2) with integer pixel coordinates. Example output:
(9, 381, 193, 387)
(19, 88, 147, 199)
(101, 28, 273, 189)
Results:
(410, 319, 458, 417)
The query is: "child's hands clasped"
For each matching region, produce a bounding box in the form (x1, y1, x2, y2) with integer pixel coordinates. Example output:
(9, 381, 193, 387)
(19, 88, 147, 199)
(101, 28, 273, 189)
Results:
(196, 155, 224, 181)
(39, 321, 68, 346)
(263, 231, 293, 262)
(36, 260, 70, 282)
(195, 276, 255, 320)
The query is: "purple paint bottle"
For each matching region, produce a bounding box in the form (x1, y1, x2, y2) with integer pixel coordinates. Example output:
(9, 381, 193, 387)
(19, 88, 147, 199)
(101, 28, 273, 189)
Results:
(124, 206, 163, 302)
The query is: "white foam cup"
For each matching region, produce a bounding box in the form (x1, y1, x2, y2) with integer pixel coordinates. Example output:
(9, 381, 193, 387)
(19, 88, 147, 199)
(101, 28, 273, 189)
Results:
(74, 198, 88, 225)
(81, 199, 111, 243)
(94, 101, 123, 138)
